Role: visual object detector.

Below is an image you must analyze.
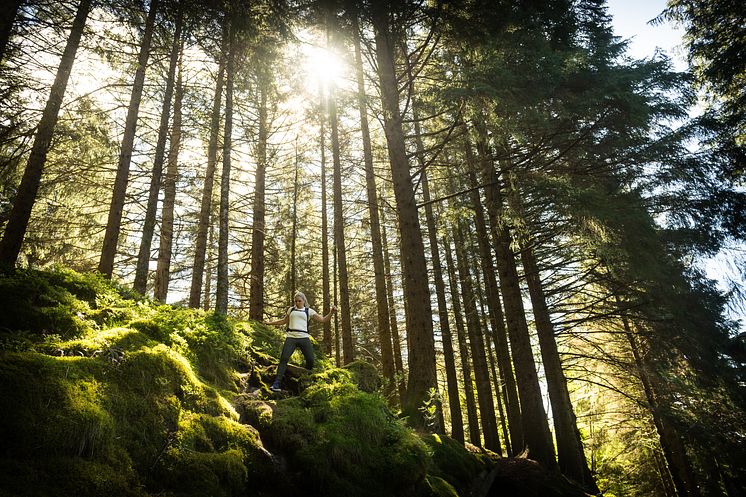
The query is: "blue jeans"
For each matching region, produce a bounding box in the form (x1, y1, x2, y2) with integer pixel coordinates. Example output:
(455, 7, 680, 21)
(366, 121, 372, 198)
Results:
(275, 337, 315, 383)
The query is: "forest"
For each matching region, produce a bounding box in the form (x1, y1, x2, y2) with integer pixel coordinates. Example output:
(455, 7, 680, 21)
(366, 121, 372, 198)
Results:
(0, 0, 744, 496)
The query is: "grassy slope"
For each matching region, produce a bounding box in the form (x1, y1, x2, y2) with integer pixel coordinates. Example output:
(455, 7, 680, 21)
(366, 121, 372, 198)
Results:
(0, 267, 495, 497)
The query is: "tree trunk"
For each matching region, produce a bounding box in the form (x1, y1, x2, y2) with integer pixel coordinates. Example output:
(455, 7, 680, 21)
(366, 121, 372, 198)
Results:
(98, 0, 159, 277)
(333, 240, 340, 366)
(215, 24, 234, 315)
(290, 145, 299, 293)
(325, 24, 354, 364)
(0, 0, 92, 267)
(444, 233, 481, 446)
(134, 4, 183, 294)
(474, 120, 556, 468)
(407, 102, 458, 437)
(154, 50, 184, 302)
(371, 2, 438, 430)
(469, 254, 512, 453)
(423, 178, 464, 442)
(319, 83, 332, 355)
(454, 221, 501, 453)
(521, 240, 598, 491)
(487, 336, 512, 455)
(381, 203, 406, 404)
(248, 75, 269, 319)
(203, 221, 214, 311)
(352, 12, 394, 390)
(464, 146, 524, 453)
(435, 230, 465, 444)
(0, 0, 21, 63)
(623, 312, 701, 497)
(190, 28, 226, 308)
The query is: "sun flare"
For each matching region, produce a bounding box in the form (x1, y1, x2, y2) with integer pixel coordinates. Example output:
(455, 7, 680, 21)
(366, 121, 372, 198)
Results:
(302, 43, 345, 90)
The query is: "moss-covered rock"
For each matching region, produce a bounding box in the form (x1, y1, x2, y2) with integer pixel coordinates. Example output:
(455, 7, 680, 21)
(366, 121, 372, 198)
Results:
(0, 267, 586, 497)
(254, 376, 431, 497)
(343, 359, 382, 393)
(424, 434, 492, 495)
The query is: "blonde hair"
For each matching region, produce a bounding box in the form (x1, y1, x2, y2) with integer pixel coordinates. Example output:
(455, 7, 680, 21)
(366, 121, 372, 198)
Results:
(293, 292, 308, 307)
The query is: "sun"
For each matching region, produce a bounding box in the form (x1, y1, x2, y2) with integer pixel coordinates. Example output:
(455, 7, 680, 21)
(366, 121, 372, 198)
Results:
(302, 42, 345, 90)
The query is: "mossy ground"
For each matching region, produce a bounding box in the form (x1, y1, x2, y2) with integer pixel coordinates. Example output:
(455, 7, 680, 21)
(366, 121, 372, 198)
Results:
(0, 267, 495, 497)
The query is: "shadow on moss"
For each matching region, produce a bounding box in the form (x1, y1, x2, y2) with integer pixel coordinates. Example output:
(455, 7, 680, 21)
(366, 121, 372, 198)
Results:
(0, 268, 507, 497)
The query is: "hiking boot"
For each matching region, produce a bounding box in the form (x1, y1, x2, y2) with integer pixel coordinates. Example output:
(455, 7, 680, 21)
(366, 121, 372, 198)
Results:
(270, 380, 282, 392)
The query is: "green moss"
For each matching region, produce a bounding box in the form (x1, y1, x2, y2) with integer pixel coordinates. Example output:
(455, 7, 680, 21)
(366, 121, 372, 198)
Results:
(0, 456, 143, 497)
(0, 352, 114, 459)
(260, 376, 429, 497)
(41, 266, 113, 304)
(343, 359, 381, 393)
(0, 269, 93, 338)
(235, 398, 276, 430)
(44, 457, 143, 497)
(247, 321, 286, 358)
(421, 475, 461, 497)
(36, 326, 153, 357)
(424, 434, 491, 494)
(0, 267, 505, 497)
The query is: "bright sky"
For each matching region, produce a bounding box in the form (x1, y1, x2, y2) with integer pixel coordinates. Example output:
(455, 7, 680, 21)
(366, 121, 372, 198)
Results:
(606, 0, 687, 70)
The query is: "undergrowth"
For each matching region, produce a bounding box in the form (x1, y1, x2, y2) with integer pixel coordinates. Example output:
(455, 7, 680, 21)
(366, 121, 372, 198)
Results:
(0, 267, 493, 497)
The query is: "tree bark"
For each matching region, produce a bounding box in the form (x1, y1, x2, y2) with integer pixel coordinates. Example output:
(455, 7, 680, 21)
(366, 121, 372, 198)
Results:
(248, 74, 269, 320)
(134, 4, 183, 294)
(189, 29, 226, 308)
(325, 20, 354, 364)
(328, 93, 353, 362)
(454, 221, 501, 453)
(290, 146, 298, 293)
(623, 311, 702, 497)
(468, 252, 512, 453)
(487, 335, 512, 455)
(352, 12, 394, 390)
(154, 50, 184, 302)
(0, 0, 92, 267)
(521, 240, 598, 491)
(319, 83, 332, 355)
(434, 230, 465, 444)
(444, 232, 481, 446)
(422, 179, 464, 441)
(474, 119, 556, 468)
(409, 100, 461, 439)
(203, 221, 214, 311)
(0, 0, 21, 63)
(99, 0, 159, 277)
(464, 146, 524, 454)
(371, 1, 438, 430)
(215, 24, 234, 315)
(381, 203, 406, 404)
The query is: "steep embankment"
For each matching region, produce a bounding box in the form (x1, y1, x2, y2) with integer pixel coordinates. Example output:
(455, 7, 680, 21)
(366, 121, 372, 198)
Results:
(0, 267, 590, 497)
(0, 267, 494, 497)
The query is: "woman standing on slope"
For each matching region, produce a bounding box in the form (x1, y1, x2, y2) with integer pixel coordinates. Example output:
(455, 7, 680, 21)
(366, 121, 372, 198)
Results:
(264, 292, 336, 391)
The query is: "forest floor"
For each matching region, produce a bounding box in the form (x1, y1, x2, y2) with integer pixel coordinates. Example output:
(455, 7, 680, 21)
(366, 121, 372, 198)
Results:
(0, 266, 591, 497)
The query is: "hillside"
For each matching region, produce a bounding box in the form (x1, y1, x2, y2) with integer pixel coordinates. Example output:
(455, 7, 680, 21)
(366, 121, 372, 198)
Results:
(0, 267, 590, 497)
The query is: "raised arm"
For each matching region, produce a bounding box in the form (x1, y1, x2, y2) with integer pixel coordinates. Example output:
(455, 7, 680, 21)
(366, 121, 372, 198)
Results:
(312, 306, 337, 324)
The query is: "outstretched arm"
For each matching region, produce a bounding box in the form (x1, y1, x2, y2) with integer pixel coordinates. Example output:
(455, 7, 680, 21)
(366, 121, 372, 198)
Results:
(312, 306, 337, 324)
(264, 314, 289, 327)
